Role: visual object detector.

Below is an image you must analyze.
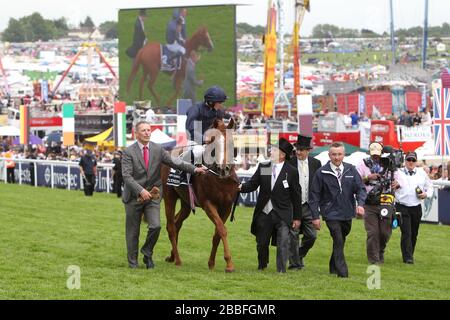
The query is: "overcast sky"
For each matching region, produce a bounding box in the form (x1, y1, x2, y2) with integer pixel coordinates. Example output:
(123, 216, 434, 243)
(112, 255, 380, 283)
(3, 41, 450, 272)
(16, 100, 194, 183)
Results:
(1, 0, 448, 36)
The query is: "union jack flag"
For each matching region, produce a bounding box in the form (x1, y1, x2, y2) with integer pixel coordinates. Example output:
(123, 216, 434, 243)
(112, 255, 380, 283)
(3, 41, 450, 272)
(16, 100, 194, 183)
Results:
(433, 88, 450, 156)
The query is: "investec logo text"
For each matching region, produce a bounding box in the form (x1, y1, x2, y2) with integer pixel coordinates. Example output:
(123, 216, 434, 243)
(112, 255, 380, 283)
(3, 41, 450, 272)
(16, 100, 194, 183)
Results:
(44, 167, 79, 188)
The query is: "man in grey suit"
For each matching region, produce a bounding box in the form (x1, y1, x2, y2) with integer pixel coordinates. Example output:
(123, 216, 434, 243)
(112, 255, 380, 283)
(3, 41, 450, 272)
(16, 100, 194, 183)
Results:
(122, 121, 207, 269)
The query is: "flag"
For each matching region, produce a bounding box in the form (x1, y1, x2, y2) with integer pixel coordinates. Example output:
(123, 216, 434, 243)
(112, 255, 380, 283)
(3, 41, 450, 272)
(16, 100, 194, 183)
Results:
(19, 105, 29, 145)
(433, 88, 450, 156)
(261, 1, 277, 117)
(292, 21, 300, 102)
(114, 101, 127, 148)
(441, 68, 450, 89)
(62, 103, 75, 146)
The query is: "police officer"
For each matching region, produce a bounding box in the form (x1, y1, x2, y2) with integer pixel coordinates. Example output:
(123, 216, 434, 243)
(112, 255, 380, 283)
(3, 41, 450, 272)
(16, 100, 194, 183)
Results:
(395, 151, 433, 264)
(79, 149, 97, 196)
(185, 86, 231, 164)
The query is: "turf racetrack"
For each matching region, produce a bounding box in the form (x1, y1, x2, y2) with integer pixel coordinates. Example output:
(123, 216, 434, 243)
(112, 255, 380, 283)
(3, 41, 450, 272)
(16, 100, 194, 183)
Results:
(0, 183, 449, 299)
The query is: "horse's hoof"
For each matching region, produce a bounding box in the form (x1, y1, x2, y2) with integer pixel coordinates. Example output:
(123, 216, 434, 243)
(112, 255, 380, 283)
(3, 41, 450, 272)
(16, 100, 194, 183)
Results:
(165, 256, 174, 263)
(175, 260, 182, 266)
(225, 268, 235, 273)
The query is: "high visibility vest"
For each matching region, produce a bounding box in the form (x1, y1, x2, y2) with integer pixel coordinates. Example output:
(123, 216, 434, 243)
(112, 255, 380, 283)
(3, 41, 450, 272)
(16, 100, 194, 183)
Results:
(5, 151, 15, 168)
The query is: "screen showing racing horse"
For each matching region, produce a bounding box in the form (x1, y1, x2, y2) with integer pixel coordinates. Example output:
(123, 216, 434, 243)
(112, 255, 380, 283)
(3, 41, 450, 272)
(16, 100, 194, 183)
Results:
(118, 5, 236, 109)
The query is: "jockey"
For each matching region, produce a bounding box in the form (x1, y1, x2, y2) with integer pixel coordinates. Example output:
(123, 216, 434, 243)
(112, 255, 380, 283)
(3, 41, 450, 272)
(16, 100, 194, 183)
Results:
(185, 86, 231, 165)
(165, 9, 187, 63)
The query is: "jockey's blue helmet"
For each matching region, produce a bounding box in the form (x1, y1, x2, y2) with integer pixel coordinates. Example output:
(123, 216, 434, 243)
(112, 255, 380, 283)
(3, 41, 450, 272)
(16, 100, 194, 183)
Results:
(204, 86, 227, 103)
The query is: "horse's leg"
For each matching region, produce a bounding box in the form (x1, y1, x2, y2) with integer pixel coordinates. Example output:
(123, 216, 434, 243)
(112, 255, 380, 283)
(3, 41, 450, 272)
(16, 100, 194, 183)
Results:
(163, 183, 183, 265)
(138, 71, 147, 100)
(147, 69, 161, 106)
(203, 200, 234, 273)
(208, 204, 233, 271)
(174, 201, 191, 242)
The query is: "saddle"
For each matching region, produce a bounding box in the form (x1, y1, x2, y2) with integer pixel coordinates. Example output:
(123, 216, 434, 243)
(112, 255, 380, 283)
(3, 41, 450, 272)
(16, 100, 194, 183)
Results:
(161, 45, 182, 72)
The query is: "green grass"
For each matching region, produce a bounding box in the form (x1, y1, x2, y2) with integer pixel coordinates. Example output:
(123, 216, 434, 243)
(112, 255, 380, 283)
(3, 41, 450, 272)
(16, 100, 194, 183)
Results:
(118, 6, 236, 107)
(0, 183, 449, 299)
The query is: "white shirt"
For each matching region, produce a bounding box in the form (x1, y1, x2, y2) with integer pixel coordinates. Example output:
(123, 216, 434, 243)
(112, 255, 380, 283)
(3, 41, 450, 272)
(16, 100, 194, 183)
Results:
(395, 167, 434, 207)
(297, 158, 309, 204)
(263, 161, 284, 214)
(330, 162, 344, 177)
(137, 141, 150, 153)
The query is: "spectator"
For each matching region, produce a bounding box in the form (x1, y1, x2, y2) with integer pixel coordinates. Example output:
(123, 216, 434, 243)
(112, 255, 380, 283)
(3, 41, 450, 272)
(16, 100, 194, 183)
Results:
(79, 149, 97, 196)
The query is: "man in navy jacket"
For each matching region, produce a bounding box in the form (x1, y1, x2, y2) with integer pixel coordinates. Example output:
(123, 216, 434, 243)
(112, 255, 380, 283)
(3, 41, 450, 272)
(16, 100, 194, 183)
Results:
(310, 142, 366, 277)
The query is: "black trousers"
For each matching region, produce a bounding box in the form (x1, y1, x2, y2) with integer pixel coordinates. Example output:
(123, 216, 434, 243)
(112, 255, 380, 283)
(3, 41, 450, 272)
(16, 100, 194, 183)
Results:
(256, 210, 290, 272)
(83, 174, 95, 196)
(7, 167, 15, 183)
(289, 204, 317, 267)
(326, 219, 352, 277)
(396, 203, 422, 262)
(113, 175, 123, 197)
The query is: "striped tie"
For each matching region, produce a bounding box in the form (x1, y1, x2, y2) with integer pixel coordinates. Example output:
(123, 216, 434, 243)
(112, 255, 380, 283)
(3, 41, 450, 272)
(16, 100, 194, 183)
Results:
(336, 167, 342, 180)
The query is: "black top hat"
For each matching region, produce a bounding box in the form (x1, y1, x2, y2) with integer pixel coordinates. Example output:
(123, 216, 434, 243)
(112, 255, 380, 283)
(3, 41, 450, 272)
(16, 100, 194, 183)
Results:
(294, 135, 313, 150)
(139, 9, 148, 17)
(274, 137, 294, 160)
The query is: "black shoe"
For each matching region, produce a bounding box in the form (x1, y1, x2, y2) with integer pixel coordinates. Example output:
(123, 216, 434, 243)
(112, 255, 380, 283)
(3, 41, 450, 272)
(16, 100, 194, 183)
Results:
(288, 264, 302, 270)
(404, 259, 414, 264)
(299, 257, 305, 268)
(258, 264, 267, 270)
(143, 255, 154, 269)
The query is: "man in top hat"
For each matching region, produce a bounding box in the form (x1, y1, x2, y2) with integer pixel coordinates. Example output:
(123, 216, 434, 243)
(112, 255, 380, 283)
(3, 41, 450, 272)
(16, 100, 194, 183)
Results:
(239, 138, 301, 273)
(126, 9, 148, 64)
(356, 141, 402, 265)
(288, 135, 322, 270)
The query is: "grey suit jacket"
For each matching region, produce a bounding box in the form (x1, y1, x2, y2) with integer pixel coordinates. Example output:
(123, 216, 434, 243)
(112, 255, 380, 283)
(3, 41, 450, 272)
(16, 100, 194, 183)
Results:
(122, 141, 196, 204)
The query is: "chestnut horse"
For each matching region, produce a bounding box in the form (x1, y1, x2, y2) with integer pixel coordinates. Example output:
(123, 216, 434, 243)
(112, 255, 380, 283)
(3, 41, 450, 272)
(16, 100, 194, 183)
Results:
(126, 26, 214, 106)
(160, 118, 240, 272)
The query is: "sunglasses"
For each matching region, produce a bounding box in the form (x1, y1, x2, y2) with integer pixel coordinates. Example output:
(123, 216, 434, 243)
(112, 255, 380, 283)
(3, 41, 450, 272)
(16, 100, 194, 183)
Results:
(406, 158, 417, 162)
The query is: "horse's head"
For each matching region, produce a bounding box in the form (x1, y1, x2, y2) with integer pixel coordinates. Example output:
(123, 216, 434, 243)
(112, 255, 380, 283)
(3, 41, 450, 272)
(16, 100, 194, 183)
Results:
(203, 118, 236, 177)
(187, 26, 214, 53)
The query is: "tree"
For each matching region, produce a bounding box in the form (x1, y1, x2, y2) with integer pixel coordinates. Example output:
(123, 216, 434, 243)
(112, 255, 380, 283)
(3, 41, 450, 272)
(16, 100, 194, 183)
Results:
(312, 24, 340, 38)
(99, 21, 117, 39)
(361, 29, 380, 38)
(2, 18, 26, 42)
(53, 17, 69, 38)
(80, 16, 95, 30)
(25, 12, 57, 41)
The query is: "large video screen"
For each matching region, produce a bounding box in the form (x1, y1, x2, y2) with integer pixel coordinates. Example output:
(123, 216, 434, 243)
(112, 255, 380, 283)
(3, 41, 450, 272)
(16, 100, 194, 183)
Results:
(118, 5, 236, 109)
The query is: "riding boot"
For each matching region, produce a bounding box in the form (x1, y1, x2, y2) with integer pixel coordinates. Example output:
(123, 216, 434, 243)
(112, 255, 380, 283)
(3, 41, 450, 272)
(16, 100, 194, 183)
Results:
(141, 227, 161, 268)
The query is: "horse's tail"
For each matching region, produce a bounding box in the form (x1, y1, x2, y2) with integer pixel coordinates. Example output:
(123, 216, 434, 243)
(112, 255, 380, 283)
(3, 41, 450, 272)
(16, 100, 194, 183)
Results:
(126, 49, 142, 93)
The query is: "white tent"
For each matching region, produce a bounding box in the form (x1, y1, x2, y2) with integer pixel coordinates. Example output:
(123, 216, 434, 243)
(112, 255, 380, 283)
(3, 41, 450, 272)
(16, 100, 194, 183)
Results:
(0, 126, 20, 136)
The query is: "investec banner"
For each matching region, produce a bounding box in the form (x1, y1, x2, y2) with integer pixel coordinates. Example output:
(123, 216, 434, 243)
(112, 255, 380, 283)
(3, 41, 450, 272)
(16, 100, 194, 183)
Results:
(15, 163, 113, 192)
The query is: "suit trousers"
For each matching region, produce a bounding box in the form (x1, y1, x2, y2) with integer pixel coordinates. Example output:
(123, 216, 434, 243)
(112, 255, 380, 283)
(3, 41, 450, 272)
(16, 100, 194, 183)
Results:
(289, 203, 317, 267)
(326, 219, 352, 277)
(83, 174, 95, 196)
(124, 199, 162, 267)
(396, 203, 422, 262)
(256, 210, 290, 272)
(364, 204, 392, 264)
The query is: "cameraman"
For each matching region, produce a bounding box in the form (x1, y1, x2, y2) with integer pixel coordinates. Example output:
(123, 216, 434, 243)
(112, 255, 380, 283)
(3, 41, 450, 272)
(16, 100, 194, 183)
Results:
(356, 142, 403, 265)
(395, 152, 433, 264)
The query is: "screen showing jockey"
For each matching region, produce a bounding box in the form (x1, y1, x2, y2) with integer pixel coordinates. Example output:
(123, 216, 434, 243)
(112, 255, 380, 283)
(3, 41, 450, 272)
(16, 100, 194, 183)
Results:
(185, 86, 231, 165)
(165, 8, 187, 64)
